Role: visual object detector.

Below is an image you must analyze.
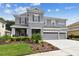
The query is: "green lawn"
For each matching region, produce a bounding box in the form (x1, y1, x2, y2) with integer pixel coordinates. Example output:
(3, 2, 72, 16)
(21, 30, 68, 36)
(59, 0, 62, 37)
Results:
(0, 43, 33, 56)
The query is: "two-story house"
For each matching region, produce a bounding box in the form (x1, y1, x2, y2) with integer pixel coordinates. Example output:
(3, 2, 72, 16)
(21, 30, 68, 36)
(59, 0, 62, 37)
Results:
(11, 8, 68, 40)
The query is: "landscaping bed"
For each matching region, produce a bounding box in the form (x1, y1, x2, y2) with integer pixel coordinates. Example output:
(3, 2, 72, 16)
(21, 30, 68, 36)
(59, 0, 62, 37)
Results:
(29, 42, 59, 54)
(0, 34, 60, 56)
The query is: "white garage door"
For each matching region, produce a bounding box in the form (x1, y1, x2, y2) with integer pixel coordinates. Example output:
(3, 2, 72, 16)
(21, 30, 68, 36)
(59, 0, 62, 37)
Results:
(43, 32, 58, 40)
(59, 33, 66, 39)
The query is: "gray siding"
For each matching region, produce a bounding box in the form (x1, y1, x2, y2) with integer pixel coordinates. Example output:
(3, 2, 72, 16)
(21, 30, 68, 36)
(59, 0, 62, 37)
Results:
(15, 16, 28, 26)
(15, 17, 19, 25)
(55, 20, 66, 27)
(29, 22, 44, 28)
(15, 8, 66, 28)
(44, 18, 66, 28)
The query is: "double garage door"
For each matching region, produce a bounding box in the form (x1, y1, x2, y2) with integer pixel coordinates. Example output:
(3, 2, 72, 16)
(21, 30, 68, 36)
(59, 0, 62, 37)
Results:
(43, 32, 66, 40)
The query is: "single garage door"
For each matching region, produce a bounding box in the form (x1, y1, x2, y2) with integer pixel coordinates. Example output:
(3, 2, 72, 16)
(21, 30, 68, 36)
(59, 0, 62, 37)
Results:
(59, 33, 66, 39)
(43, 32, 58, 40)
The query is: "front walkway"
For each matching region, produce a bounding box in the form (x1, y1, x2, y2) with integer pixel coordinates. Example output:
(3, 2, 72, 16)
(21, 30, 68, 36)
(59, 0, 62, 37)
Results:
(26, 39, 79, 56)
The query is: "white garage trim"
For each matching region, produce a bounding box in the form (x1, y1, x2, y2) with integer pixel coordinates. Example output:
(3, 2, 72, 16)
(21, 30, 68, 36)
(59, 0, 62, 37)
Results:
(43, 31, 67, 40)
(43, 32, 58, 40)
(58, 32, 67, 39)
(43, 31, 59, 32)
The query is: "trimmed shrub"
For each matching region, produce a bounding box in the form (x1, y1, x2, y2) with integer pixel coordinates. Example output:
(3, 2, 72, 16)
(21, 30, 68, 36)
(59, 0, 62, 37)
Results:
(0, 35, 12, 42)
(11, 36, 30, 42)
(0, 35, 30, 43)
(18, 36, 30, 41)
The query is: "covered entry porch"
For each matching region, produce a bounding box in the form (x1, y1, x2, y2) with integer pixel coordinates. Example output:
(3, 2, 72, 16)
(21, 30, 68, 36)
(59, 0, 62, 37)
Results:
(15, 28, 27, 36)
(11, 25, 29, 36)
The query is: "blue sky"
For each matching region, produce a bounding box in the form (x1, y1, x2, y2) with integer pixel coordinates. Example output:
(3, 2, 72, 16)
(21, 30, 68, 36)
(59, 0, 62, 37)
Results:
(0, 3, 79, 25)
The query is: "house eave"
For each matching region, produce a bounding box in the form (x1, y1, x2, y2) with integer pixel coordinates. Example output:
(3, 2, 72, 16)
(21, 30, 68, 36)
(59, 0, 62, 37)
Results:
(10, 25, 28, 28)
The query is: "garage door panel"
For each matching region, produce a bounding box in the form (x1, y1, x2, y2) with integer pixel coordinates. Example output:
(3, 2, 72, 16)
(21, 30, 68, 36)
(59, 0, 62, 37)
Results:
(43, 32, 58, 40)
(59, 33, 66, 39)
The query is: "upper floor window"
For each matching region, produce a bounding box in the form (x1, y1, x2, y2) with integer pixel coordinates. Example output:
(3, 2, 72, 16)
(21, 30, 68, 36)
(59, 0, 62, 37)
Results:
(2, 24, 4, 28)
(25, 17, 28, 24)
(19, 17, 21, 24)
(25, 17, 26, 24)
(38, 16, 40, 22)
(33, 15, 34, 22)
(32, 13, 40, 22)
(47, 19, 51, 24)
(58, 22, 65, 25)
(51, 20, 56, 26)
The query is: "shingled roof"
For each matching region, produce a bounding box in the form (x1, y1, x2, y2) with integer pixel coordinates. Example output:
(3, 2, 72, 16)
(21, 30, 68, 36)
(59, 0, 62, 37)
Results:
(0, 18, 6, 24)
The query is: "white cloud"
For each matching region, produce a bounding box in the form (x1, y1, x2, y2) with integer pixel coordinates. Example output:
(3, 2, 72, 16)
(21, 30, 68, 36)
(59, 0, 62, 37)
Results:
(4, 9, 13, 14)
(6, 4, 11, 8)
(30, 3, 40, 6)
(48, 9, 51, 12)
(65, 6, 76, 10)
(55, 9, 60, 12)
(4, 6, 30, 15)
(14, 7, 27, 14)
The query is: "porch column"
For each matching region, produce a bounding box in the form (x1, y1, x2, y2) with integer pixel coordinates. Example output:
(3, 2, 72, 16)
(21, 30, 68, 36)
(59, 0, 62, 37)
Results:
(12, 28, 15, 36)
(41, 28, 43, 39)
(27, 28, 29, 36)
(27, 28, 32, 37)
(58, 32, 60, 40)
(66, 32, 67, 39)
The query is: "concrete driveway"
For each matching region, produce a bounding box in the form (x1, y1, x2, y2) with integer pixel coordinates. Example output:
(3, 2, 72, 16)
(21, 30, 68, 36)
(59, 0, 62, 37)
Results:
(26, 39, 79, 56)
(45, 40, 79, 56)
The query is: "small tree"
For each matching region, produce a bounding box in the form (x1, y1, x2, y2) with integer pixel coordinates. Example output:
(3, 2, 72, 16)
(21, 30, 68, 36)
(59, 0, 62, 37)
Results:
(31, 33, 42, 44)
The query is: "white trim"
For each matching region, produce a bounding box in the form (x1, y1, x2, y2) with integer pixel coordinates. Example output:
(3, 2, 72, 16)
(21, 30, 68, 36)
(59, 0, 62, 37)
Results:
(11, 25, 28, 28)
(68, 28, 79, 31)
(30, 27, 42, 29)
(43, 30, 67, 32)
(43, 31, 58, 32)
(29, 22, 44, 23)
(43, 28, 68, 30)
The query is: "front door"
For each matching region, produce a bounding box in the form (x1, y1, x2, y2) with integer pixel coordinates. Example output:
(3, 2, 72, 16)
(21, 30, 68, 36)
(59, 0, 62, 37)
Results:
(32, 29, 41, 34)
(20, 29, 27, 36)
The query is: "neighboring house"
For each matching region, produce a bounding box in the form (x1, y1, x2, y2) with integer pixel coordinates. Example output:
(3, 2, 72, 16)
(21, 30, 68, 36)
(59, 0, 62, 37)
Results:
(5, 30, 11, 36)
(67, 22, 79, 36)
(11, 8, 68, 40)
(0, 18, 6, 36)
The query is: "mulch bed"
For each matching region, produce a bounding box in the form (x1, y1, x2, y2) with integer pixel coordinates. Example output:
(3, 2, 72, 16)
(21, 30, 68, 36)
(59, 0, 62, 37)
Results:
(28, 42, 60, 53)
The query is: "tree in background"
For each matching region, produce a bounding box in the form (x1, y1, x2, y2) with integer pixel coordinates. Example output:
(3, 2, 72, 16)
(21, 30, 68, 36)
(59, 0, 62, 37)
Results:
(0, 17, 15, 31)
(0, 18, 5, 21)
(6, 20, 15, 31)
